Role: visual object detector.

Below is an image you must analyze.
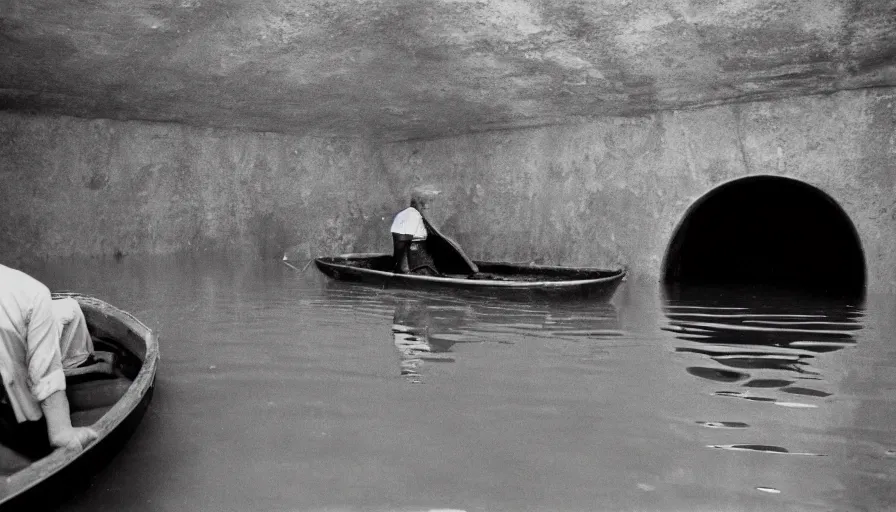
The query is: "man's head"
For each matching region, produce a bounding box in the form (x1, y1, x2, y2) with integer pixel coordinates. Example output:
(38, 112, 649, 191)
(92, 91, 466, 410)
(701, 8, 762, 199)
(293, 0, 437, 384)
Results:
(409, 185, 440, 211)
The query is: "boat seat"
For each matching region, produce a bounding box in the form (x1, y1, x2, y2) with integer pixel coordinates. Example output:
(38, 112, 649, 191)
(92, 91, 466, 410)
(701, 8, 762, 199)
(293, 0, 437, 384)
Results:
(63, 351, 117, 378)
(66, 376, 132, 414)
(68, 376, 132, 428)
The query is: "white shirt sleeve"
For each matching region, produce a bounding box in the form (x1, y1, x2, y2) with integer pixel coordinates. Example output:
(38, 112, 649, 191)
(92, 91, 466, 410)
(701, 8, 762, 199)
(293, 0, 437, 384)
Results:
(25, 288, 66, 401)
(390, 208, 427, 240)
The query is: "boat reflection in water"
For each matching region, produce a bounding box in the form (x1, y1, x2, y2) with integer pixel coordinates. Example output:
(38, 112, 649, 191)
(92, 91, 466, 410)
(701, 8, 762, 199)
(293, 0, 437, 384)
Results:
(320, 280, 622, 383)
(391, 301, 456, 383)
(393, 296, 623, 382)
(662, 283, 865, 457)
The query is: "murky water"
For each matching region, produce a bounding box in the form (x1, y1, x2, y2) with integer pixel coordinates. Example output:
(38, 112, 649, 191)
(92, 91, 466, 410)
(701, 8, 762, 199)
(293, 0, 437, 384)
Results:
(21, 255, 896, 512)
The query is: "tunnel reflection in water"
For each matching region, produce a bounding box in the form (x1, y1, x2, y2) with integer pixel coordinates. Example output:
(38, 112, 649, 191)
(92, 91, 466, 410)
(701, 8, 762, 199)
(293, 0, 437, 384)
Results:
(662, 283, 865, 457)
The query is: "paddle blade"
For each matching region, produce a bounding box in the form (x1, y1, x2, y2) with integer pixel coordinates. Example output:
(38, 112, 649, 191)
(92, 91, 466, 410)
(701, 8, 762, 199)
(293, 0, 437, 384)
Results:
(422, 216, 479, 274)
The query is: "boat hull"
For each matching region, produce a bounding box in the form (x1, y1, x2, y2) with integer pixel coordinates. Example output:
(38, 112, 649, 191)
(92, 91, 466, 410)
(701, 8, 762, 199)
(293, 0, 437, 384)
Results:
(313, 253, 626, 301)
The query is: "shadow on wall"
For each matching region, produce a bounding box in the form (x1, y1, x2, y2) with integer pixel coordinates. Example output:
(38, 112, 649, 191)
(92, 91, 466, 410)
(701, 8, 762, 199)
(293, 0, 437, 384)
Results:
(250, 212, 293, 260)
(661, 176, 866, 297)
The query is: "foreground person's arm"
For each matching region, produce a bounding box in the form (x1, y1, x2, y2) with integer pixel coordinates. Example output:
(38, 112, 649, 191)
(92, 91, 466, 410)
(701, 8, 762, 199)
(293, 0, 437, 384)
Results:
(41, 391, 97, 450)
(27, 290, 97, 450)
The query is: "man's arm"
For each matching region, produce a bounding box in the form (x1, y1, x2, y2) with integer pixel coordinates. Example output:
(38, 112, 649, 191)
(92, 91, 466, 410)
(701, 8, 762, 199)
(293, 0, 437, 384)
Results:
(28, 290, 97, 450)
(41, 390, 97, 449)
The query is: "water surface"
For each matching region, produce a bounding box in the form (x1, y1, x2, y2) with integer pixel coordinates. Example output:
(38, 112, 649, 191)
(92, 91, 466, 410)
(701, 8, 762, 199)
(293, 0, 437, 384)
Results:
(23, 255, 896, 512)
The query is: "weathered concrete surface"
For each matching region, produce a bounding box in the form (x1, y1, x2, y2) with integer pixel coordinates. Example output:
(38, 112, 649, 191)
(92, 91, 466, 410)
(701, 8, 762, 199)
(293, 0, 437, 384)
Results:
(379, 87, 896, 292)
(0, 112, 396, 265)
(2, 86, 895, 291)
(1, 0, 894, 140)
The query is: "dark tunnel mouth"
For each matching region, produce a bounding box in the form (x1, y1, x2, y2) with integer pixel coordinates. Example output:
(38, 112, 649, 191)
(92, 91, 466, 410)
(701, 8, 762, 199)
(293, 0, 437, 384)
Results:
(661, 176, 867, 297)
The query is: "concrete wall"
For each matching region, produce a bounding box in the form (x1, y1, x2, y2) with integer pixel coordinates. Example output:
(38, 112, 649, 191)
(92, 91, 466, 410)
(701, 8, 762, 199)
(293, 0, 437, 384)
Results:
(379, 87, 896, 292)
(0, 112, 395, 266)
(2, 87, 895, 291)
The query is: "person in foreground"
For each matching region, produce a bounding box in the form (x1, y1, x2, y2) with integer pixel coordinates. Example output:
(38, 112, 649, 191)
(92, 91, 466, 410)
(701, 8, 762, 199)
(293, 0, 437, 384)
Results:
(0, 263, 99, 457)
(390, 187, 440, 275)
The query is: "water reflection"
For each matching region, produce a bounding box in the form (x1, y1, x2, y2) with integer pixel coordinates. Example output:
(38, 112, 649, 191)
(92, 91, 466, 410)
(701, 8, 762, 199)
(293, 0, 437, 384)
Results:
(19, 257, 896, 511)
(317, 280, 622, 382)
(663, 284, 865, 455)
(707, 444, 826, 456)
(392, 301, 454, 383)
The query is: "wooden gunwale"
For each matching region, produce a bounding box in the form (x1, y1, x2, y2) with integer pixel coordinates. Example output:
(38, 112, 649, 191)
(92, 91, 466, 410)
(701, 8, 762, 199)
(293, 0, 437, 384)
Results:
(314, 253, 626, 289)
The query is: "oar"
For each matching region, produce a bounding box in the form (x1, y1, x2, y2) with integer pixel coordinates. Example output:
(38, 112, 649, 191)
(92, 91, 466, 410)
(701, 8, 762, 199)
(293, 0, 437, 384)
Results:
(421, 216, 479, 275)
(281, 255, 315, 272)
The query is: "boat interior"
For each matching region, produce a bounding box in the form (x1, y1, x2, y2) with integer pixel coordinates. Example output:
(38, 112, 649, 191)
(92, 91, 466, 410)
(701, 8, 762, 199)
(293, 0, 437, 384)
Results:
(0, 334, 141, 477)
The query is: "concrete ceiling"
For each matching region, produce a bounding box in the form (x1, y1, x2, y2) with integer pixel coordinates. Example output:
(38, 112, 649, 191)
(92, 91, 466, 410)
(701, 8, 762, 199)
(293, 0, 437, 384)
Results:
(1, 0, 894, 141)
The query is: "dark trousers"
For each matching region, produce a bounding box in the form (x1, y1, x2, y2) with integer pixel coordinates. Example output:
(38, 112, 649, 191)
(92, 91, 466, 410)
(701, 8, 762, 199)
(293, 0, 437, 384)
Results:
(407, 241, 438, 275)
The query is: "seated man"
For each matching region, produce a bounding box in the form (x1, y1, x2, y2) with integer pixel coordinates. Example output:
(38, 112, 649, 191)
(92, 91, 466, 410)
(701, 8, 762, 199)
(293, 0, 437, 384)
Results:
(0, 264, 98, 458)
(390, 189, 439, 275)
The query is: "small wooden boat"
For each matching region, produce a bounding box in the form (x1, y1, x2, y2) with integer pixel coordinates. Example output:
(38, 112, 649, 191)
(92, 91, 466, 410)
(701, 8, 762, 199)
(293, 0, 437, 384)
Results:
(312, 253, 626, 301)
(0, 294, 159, 509)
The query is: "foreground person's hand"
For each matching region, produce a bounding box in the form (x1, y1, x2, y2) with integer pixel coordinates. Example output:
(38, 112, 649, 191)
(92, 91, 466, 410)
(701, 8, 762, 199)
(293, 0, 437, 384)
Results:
(50, 426, 98, 451)
(41, 390, 99, 450)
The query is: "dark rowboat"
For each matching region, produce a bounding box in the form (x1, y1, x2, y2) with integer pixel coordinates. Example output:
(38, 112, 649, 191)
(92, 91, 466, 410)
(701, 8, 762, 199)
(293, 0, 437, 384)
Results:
(312, 253, 626, 301)
(0, 294, 159, 509)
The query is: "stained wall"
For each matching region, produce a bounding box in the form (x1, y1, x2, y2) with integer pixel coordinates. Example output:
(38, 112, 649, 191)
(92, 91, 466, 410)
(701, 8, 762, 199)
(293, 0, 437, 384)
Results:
(0, 112, 395, 266)
(379, 87, 896, 292)
(2, 87, 894, 291)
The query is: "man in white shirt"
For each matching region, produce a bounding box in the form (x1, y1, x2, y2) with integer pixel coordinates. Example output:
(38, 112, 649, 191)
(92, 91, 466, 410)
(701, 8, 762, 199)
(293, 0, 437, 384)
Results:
(390, 188, 439, 275)
(0, 264, 98, 457)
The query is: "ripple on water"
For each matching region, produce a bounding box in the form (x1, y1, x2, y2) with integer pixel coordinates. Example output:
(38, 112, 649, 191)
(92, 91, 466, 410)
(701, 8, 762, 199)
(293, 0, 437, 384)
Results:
(686, 366, 749, 382)
(696, 421, 750, 429)
(743, 378, 794, 388)
(708, 444, 826, 456)
(780, 386, 832, 397)
(712, 390, 818, 408)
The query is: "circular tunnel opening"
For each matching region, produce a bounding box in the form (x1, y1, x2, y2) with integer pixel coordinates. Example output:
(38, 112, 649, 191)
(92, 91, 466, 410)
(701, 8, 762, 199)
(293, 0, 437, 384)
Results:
(662, 176, 866, 296)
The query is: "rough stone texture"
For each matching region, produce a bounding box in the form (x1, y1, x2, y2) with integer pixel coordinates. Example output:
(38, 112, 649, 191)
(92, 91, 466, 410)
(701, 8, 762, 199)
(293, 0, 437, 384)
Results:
(0, 112, 395, 265)
(2, 87, 894, 291)
(1, 0, 894, 140)
(379, 87, 896, 292)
